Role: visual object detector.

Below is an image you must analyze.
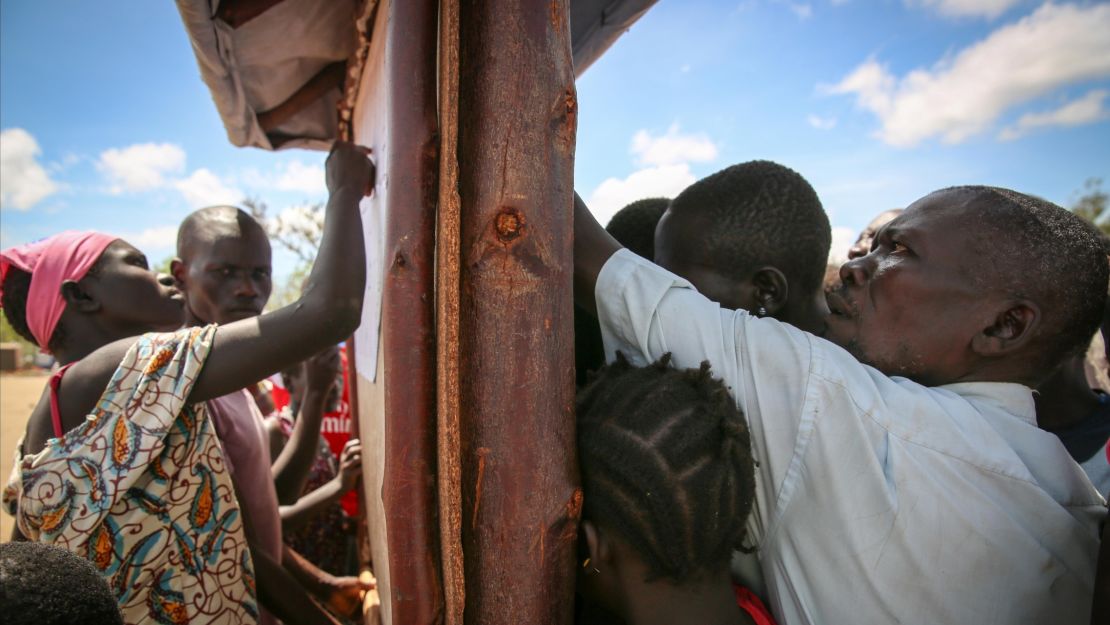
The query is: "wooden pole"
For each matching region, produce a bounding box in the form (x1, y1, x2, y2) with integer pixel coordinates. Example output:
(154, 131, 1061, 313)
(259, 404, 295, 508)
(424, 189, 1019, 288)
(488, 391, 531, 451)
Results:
(456, 2, 581, 623)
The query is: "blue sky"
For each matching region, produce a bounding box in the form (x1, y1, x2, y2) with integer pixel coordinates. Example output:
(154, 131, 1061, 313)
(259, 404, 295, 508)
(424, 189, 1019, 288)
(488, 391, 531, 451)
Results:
(2, 0, 1108, 281)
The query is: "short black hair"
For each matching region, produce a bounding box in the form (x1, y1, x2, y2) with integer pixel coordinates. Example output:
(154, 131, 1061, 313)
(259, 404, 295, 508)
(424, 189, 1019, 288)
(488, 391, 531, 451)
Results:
(176, 205, 267, 260)
(0, 255, 107, 352)
(668, 160, 831, 295)
(942, 186, 1109, 369)
(0, 541, 123, 625)
(606, 198, 670, 261)
(576, 353, 755, 583)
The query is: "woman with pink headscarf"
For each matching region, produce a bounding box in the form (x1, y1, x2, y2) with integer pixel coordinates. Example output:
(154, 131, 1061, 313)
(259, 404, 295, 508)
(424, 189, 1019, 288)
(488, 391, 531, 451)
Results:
(1, 141, 374, 625)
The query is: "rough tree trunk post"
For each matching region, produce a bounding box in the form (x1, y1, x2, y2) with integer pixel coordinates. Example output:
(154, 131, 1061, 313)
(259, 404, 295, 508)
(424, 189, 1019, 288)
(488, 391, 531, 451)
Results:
(455, 1, 581, 623)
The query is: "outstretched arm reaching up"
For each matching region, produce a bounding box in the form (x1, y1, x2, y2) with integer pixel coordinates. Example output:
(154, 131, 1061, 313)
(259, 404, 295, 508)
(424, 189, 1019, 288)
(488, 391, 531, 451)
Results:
(51, 141, 374, 441)
(573, 192, 623, 316)
(272, 347, 340, 504)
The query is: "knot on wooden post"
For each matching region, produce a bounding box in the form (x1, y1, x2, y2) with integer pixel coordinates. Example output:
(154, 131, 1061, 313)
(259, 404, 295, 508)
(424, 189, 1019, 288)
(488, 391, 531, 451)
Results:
(495, 207, 525, 243)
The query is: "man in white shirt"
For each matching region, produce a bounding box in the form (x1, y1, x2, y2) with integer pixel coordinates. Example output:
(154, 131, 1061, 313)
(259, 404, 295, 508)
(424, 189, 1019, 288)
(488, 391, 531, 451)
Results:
(573, 185, 1107, 625)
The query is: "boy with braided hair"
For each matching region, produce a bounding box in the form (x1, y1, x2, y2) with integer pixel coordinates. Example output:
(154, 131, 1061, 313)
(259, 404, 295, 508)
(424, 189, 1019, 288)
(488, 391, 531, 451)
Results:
(576, 353, 774, 625)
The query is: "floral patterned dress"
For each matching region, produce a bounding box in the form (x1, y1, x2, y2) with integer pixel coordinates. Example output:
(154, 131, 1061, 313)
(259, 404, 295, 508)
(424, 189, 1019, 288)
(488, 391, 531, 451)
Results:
(3, 326, 259, 625)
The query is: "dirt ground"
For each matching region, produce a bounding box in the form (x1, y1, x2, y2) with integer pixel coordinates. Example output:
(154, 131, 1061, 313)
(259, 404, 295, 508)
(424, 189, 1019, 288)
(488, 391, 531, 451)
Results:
(0, 373, 47, 541)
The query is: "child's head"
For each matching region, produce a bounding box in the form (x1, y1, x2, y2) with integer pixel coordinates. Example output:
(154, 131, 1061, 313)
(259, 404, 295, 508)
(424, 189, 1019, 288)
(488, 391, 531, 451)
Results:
(606, 197, 670, 262)
(828, 186, 1108, 386)
(575, 353, 755, 614)
(655, 160, 831, 333)
(1, 233, 184, 354)
(172, 205, 272, 325)
(0, 541, 124, 625)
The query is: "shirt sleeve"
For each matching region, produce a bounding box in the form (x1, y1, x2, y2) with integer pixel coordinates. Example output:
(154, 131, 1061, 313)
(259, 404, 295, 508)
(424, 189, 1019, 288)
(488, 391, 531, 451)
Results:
(594, 249, 816, 534)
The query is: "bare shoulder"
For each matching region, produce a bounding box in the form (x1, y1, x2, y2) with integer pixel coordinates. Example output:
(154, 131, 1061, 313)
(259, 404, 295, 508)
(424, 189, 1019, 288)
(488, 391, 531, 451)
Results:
(50, 337, 139, 445)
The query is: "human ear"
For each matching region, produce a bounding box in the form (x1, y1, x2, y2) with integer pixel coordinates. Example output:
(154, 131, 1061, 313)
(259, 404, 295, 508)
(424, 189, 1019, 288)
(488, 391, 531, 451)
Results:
(751, 266, 789, 316)
(60, 280, 101, 313)
(169, 258, 187, 289)
(581, 520, 611, 568)
(971, 301, 1040, 356)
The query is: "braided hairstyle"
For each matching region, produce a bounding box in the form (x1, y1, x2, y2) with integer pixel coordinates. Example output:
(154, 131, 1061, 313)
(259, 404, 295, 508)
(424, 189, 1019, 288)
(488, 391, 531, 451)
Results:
(576, 353, 755, 583)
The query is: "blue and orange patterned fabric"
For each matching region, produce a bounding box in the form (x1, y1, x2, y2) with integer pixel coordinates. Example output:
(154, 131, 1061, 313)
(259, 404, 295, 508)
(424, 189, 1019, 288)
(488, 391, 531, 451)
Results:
(3, 326, 258, 624)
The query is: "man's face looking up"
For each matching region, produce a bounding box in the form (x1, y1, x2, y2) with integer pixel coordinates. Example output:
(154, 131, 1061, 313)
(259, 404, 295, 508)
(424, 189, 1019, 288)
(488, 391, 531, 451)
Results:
(825, 191, 1004, 386)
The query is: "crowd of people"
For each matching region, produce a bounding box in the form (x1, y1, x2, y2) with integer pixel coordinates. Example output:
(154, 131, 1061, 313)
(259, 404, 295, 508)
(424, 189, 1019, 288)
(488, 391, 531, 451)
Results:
(0, 141, 1107, 625)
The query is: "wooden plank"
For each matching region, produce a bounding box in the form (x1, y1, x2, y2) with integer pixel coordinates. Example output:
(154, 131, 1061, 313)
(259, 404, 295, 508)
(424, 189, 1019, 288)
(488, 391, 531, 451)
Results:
(349, 1, 443, 623)
(456, 2, 581, 623)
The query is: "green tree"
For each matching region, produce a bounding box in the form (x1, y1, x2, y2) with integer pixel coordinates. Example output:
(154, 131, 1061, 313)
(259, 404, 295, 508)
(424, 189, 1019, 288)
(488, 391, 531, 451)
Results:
(1070, 177, 1109, 237)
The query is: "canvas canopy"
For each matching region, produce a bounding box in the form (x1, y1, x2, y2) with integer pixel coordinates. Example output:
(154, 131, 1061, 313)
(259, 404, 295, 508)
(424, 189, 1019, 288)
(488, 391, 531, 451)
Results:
(177, 0, 656, 151)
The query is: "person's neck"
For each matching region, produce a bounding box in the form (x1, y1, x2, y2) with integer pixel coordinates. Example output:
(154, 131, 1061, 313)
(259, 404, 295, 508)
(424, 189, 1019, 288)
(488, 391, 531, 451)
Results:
(1035, 358, 1102, 431)
(52, 320, 134, 366)
(185, 309, 210, 328)
(621, 571, 748, 625)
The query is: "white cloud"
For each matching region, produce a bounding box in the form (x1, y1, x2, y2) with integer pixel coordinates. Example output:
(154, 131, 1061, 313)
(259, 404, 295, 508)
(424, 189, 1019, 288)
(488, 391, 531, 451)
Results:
(587, 164, 696, 226)
(239, 160, 327, 197)
(828, 226, 856, 266)
(97, 143, 186, 193)
(999, 89, 1109, 140)
(274, 160, 326, 194)
(271, 203, 324, 240)
(808, 114, 838, 130)
(121, 226, 179, 252)
(0, 128, 59, 211)
(631, 124, 719, 166)
(827, 3, 1110, 147)
(174, 168, 244, 208)
(789, 2, 813, 19)
(909, 0, 1022, 20)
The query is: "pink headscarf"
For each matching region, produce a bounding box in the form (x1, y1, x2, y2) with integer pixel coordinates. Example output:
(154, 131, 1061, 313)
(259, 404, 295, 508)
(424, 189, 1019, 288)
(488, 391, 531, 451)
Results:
(0, 231, 118, 351)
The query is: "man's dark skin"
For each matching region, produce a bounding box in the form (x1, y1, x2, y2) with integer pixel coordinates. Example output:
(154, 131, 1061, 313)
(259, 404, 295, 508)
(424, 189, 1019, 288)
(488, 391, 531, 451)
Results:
(577, 188, 1050, 389)
(172, 206, 366, 625)
(653, 208, 829, 334)
(826, 194, 1052, 387)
